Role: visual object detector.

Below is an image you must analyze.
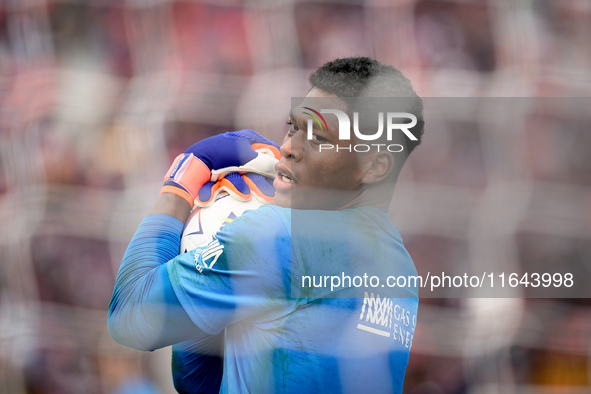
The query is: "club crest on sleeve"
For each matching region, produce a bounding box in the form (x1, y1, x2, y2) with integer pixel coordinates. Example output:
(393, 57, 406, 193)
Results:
(193, 236, 224, 273)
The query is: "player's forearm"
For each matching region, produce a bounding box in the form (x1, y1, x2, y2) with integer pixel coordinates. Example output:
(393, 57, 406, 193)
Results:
(149, 192, 192, 223)
(108, 214, 197, 350)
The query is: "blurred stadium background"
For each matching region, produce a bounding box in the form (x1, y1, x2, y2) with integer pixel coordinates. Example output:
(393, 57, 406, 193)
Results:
(1, 0, 590, 393)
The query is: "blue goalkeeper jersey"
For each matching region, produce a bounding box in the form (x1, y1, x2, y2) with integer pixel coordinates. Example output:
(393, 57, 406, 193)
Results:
(166, 205, 418, 393)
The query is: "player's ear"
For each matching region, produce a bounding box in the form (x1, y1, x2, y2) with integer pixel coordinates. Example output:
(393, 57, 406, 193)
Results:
(361, 151, 395, 184)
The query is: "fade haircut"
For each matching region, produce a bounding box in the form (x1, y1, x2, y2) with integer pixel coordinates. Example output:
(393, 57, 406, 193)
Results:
(308, 57, 424, 173)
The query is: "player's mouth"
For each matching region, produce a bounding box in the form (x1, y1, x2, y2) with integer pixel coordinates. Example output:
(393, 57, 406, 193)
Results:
(274, 164, 295, 191)
(279, 173, 292, 183)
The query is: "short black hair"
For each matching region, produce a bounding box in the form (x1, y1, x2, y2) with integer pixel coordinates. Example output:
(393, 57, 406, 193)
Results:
(308, 57, 418, 98)
(309, 57, 424, 178)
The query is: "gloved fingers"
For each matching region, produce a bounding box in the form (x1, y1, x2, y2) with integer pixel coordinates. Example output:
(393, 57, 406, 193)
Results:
(210, 152, 279, 181)
(220, 173, 251, 200)
(228, 129, 279, 147)
(183, 133, 254, 170)
(242, 173, 275, 204)
(194, 172, 276, 207)
(165, 130, 279, 208)
(185, 130, 280, 172)
(195, 173, 253, 207)
(230, 130, 280, 160)
(250, 143, 281, 160)
(195, 181, 223, 207)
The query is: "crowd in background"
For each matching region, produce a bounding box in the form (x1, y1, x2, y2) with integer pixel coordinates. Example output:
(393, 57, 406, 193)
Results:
(1, 1, 590, 393)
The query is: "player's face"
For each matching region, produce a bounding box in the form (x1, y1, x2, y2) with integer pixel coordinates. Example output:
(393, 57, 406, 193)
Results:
(273, 88, 373, 209)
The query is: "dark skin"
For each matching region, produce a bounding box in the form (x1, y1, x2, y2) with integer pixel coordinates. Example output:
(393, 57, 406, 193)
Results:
(148, 192, 192, 223)
(273, 88, 397, 210)
(152, 88, 399, 221)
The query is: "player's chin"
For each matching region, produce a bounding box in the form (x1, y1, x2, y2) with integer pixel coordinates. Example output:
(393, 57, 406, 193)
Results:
(272, 191, 292, 208)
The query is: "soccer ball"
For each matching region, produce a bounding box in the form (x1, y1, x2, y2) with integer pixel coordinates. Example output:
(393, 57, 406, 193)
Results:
(180, 192, 264, 253)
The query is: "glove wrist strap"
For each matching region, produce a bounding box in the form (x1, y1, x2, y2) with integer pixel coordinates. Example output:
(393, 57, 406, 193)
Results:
(162, 154, 212, 207)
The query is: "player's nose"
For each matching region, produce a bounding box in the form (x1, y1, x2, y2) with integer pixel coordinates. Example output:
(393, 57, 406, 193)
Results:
(280, 132, 303, 161)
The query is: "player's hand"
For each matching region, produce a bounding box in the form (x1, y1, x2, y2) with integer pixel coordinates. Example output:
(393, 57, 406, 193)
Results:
(161, 130, 280, 207)
(196, 172, 275, 207)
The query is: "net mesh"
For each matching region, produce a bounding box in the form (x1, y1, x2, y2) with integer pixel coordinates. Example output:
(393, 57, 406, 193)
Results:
(1, 0, 590, 392)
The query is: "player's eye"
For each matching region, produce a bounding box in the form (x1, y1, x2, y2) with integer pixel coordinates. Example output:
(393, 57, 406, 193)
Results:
(311, 133, 328, 143)
(286, 120, 299, 130)
(286, 120, 299, 137)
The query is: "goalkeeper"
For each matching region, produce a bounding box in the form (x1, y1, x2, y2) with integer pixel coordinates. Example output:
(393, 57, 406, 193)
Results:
(109, 57, 424, 393)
